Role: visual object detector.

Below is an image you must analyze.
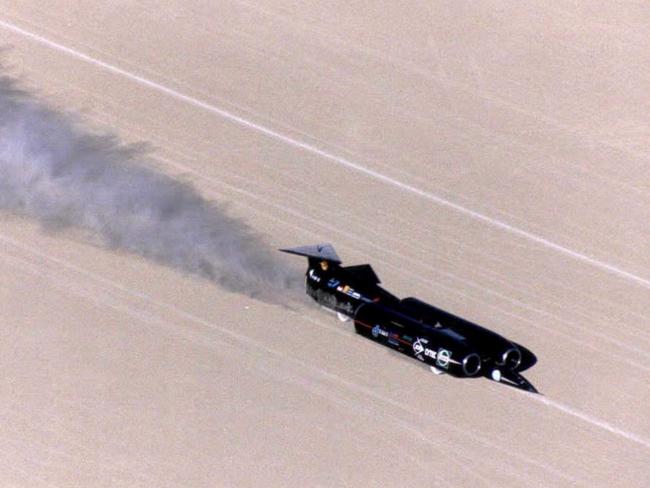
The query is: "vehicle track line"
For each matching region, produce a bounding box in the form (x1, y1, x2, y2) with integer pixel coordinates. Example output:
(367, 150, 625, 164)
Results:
(529, 394, 650, 450)
(2, 18, 650, 291)
(0, 240, 569, 484)
(2, 16, 649, 453)
(2, 231, 649, 455)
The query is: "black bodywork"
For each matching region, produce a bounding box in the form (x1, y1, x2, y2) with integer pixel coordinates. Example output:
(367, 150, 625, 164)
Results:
(281, 244, 538, 393)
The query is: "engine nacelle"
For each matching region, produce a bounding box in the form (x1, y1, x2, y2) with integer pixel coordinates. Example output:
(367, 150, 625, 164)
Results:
(497, 346, 522, 370)
(354, 303, 484, 378)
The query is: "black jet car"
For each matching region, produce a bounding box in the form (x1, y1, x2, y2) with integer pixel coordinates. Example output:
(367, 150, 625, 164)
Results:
(281, 244, 538, 393)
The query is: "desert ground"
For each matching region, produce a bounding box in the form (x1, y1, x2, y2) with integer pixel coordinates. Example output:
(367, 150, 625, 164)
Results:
(0, 1, 649, 486)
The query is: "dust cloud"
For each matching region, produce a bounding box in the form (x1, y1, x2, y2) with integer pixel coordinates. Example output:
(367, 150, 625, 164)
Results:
(0, 72, 303, 302)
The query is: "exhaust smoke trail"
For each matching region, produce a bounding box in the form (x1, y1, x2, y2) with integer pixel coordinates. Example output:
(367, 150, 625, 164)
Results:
(0, 72, 302, 302)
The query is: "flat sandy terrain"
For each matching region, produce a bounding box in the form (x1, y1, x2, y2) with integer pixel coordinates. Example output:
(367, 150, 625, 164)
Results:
(1, 2, 649, 486)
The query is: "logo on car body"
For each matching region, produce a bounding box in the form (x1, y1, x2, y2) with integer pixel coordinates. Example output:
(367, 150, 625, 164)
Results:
(327, 278, 340, 288)
(372, 325, 388, 338)
(413, 338, 425, 356)
(412, 337, 436, 360)
(436, 348, 451, 369)
(412, 338, 449, 366)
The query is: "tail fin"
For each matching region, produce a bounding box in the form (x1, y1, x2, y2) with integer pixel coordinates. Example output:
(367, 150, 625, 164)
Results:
(279, 243, 342, 264)
(343, 264, 381, 284)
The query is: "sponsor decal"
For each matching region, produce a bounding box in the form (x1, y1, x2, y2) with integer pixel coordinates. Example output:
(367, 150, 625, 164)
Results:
(371, 325, 388, 338)
(436, 348, 451, 369)
(412, 337, 426, 357)
(327, 278, 341, 289)
(423, 348, 437, 360)
(335, 284, 362, 300)
(308, 269, 321, 282)
(412, 337, 445, 364)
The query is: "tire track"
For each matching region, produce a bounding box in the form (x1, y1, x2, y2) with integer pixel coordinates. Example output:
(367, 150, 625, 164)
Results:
(2, 17, 650, 293)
